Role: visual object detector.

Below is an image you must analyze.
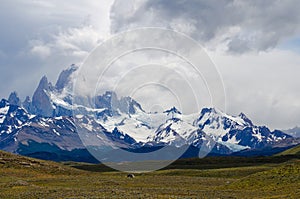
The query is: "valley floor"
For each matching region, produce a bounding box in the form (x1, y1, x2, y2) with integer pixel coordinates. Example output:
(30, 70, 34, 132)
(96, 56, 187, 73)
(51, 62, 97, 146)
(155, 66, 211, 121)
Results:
(0, 152, 299, 198)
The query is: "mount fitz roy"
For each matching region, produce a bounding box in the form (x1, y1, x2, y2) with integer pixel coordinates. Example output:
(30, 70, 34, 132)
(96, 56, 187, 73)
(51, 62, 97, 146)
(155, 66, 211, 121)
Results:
(0, 65, 297, 162)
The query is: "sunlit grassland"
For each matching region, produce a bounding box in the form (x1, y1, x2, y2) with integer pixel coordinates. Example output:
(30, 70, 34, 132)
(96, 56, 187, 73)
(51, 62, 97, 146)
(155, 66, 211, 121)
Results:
(0, 150, 299, 198)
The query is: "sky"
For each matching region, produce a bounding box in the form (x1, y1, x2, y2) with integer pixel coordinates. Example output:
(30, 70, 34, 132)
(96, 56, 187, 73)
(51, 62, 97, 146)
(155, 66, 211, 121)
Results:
(0, 0, 300, 130)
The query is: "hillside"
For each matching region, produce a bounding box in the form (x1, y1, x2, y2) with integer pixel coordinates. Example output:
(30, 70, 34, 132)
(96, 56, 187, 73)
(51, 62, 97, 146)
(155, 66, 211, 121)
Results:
(0, 150, 83, 175)
(226, 159, 300, 197)
(276, 144, 300, 156)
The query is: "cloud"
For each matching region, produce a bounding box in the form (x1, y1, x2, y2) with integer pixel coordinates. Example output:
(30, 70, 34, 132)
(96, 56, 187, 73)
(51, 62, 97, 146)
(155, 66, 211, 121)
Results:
(110, 0, 300, 53)
(29, 25, 104, 59)
(73, 28, 226, 116)
(30, 42, 51, 59)
(0, 0, 114, 98)
(0, 0, 300, 130)
(210, 49, 300, 129)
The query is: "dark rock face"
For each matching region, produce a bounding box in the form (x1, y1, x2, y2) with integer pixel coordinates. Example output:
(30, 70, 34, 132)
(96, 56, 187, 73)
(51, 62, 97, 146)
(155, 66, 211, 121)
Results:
(238, 112, 253, 126)
(0, 99, 9, 108)
(32, 76, 54, 117)
(110, 127, 137, 145)
(21, 65, 78, 117)
(119, 96, 143, 114)
(55, 64, 78, 91)
(8, 92, 21, 106)
(94, 91, 144, 116)
(95, 91, 118, 110)
(22, 96, 34, 113)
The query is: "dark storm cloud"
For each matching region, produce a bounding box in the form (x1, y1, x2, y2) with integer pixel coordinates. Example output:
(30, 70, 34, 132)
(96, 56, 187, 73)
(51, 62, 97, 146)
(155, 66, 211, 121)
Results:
(110, 0, 300, 53)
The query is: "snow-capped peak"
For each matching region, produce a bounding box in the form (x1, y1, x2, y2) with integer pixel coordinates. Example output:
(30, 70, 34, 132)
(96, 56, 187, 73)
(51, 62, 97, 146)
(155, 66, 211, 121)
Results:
(0, 65, 294, 158)
(195, 107, 252, 129)
(238, 112, 253, 126)
(164, 107, 182, 115)
(164, 107, 182, 119)
(8, 92, 21, 106)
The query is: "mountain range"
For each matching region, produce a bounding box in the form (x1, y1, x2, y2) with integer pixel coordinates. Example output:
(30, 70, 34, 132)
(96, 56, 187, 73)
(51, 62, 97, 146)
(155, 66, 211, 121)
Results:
(0, 64, 298, 162)
(283, 126, 300, 138)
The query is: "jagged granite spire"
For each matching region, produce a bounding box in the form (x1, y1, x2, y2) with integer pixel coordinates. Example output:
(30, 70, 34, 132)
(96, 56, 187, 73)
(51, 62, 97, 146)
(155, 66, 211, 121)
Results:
(55, 64, 78, 91)
(32, 76, 54, 117)
(238, 112, 253, 126)
(94, 91, 144, 115)
(8, 91, 21, 106)
(22, 96, 34, 113)
(36, 76, 53, 91)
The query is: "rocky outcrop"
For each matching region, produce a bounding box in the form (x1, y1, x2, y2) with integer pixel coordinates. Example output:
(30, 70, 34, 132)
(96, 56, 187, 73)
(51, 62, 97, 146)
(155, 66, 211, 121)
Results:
(8, 92, 21, 106)
(32, 76, 54, 117)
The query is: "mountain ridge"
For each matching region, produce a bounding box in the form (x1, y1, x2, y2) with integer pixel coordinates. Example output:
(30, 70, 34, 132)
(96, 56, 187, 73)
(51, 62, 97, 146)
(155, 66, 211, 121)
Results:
(0, 64, 297, 162)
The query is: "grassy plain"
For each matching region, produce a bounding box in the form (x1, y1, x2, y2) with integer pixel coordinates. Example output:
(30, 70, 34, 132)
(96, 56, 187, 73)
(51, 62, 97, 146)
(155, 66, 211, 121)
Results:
(0, 150, 299, 198)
